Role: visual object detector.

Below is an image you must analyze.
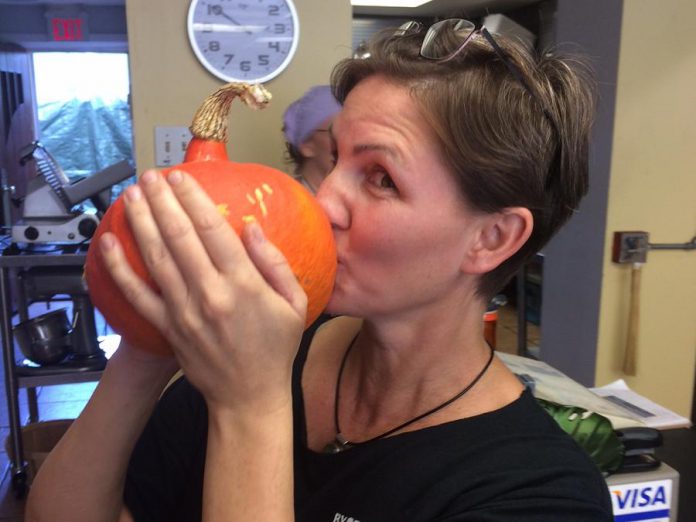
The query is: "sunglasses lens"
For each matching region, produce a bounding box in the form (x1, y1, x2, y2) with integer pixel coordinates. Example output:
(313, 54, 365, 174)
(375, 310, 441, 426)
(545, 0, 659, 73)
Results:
(420, 19, 476, 60)
(394, 21, 422, 37)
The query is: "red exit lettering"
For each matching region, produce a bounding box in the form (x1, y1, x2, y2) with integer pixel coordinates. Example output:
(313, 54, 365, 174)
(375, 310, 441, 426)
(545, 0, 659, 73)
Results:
(51, 18, 83, 41)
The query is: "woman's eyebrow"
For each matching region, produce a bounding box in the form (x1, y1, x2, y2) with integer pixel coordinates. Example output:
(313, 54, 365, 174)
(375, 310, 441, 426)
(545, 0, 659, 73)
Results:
(353, 143, 401, 163)
(328, 122, 402, 163)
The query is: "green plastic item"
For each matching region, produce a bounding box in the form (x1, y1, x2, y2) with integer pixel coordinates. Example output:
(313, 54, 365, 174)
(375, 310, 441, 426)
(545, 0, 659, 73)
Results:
(537, 398, 625, 475)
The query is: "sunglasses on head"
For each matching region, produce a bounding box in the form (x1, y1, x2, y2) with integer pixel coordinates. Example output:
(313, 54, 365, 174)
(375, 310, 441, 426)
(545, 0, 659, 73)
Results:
(394, 18, 561, 188)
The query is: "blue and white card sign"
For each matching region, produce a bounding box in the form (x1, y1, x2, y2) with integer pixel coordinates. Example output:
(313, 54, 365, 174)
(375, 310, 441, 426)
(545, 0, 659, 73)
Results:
(609, 479, 672, 522)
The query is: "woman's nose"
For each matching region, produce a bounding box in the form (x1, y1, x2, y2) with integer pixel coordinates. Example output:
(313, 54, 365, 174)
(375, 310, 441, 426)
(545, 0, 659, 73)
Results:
(316, 168, 350, 230)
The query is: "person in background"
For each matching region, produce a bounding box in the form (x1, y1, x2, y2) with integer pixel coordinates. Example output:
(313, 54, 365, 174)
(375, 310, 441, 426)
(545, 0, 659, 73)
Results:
(26, 19, 612, 521)
(282, 85, 342, 193)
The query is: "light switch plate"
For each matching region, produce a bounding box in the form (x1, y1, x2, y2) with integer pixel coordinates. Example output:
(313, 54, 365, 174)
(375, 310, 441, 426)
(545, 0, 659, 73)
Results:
(154, 126, 192, 167)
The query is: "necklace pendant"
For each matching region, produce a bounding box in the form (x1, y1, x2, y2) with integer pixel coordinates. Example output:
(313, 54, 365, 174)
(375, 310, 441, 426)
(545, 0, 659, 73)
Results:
(323, 433, 352, 454)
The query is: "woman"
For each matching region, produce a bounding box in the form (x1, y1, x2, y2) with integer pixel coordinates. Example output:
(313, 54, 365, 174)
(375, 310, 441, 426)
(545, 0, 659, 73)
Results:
(26, 19, 611, 521)
(283, 85, 342, 193)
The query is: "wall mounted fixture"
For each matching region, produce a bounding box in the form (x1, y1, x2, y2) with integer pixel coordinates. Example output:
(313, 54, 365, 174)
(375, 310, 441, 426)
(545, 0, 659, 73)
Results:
(612, 232, 696, 376)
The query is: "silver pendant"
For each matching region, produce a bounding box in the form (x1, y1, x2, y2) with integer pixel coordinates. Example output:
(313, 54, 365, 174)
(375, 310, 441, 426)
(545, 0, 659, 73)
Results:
(323, 433, 352, 454)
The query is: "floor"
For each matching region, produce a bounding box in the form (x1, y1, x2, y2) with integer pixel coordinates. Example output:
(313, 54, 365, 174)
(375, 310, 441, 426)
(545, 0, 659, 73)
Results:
(0, 303, 691, 521)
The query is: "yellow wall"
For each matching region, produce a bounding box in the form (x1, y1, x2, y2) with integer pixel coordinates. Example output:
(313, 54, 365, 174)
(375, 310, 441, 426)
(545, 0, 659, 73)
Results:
(124, 0, 352, 172)
(596, 0, 696, 417)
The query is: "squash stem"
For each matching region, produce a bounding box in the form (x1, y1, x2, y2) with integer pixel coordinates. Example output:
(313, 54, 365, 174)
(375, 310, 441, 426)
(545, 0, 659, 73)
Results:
(189, 82, 272, 144)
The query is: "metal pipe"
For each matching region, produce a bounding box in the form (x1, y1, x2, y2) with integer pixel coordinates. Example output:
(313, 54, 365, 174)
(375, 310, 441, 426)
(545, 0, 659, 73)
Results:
(649, 236, 696, 250)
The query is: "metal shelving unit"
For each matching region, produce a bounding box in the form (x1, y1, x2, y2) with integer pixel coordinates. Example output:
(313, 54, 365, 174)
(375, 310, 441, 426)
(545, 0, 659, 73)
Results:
(0, 242, 104, 496)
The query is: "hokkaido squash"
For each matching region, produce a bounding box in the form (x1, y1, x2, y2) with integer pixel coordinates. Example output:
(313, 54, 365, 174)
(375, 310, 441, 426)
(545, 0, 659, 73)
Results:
(85, 83, 337, 356)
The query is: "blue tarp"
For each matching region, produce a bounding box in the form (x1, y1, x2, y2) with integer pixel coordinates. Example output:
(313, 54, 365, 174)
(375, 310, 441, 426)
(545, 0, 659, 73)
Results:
(37, 98, 135, 198)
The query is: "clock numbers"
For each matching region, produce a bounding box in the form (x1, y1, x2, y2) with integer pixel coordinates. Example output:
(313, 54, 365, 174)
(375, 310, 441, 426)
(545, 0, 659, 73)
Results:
(188, 0, 300, 83)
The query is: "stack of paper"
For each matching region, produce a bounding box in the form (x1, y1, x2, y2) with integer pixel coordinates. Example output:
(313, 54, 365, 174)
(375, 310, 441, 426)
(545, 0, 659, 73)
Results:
(498, 353, 691, 430)
(590, 379, 692, 430)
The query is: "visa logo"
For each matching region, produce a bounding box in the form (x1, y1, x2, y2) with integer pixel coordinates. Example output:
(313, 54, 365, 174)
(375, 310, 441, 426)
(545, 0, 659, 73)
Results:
(612, 486, 667, 510)
(609, 479, 672, 521)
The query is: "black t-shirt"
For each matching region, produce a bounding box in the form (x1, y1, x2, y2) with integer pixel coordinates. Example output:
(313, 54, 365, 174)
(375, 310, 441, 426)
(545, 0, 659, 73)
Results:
(124, 328, 613, 521)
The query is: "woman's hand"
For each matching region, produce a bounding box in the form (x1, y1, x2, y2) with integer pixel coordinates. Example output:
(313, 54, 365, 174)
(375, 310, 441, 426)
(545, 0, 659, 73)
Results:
(99, 169, 307, 415)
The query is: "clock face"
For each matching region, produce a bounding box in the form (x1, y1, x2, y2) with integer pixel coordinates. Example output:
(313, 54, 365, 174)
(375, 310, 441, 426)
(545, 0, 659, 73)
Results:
(187, 0, 300, 83)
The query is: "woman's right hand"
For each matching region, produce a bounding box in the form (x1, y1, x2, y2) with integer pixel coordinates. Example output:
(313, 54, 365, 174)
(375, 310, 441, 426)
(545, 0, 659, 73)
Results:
(98, 169, 307, 417)
(97, 169, 303, 522)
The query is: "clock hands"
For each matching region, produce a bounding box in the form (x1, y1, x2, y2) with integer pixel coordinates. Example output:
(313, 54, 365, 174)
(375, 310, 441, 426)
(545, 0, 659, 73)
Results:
(192, 22, 267, 34)
(210, 5, 256, 35)
(219, 11, 251, 34)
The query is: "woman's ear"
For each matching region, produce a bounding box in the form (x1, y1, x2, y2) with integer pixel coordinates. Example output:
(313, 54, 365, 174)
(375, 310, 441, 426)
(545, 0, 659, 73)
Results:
(461, 207, 533, 274)
(298, 139, 317, 159)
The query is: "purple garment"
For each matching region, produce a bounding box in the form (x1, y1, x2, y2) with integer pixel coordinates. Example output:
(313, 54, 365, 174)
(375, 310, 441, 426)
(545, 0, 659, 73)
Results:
(283, 85, 341, 148)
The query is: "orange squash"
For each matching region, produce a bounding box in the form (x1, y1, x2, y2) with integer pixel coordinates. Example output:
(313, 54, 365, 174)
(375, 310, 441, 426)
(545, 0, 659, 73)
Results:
(85, 83, 336, 356)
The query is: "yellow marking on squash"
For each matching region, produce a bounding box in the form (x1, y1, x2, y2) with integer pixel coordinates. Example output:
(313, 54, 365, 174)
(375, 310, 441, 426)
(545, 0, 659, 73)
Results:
(259, 201, 268, 217)
(254, 188, 264, 202)
(242, 215, 256, 223)
(262, 184, 273, 195)
(246, 193, 256, 205)
(217, 204, 230, 217)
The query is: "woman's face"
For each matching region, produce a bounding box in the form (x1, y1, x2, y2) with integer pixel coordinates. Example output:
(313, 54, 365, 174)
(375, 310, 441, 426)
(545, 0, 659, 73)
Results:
(316, 75, 487, 319)
(301, 115, 337, 184)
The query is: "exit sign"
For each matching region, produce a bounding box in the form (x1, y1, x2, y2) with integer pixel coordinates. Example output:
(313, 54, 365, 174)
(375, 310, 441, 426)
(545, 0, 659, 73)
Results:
(51, 18, 83, 41)
(46, 9, 89, 42)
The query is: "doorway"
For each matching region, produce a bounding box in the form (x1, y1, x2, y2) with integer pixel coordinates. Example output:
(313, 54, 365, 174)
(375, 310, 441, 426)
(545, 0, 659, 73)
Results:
(32, 51, 135, 202)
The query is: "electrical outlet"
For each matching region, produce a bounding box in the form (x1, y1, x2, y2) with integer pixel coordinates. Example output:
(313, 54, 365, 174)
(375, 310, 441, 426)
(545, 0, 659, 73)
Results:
(612, 231, 649, 264)
(154, 126, 192, 167)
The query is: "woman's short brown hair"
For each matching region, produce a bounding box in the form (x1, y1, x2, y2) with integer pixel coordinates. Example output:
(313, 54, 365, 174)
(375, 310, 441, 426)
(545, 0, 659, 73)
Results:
(331, 26, 597, 300)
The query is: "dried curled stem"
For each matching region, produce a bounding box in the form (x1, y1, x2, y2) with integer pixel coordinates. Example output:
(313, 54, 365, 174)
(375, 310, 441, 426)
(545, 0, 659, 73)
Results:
(189, 82, 272, 143)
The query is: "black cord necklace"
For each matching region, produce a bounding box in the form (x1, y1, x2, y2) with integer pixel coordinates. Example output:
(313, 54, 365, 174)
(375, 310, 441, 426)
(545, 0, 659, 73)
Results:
(323, 336, 496, 454)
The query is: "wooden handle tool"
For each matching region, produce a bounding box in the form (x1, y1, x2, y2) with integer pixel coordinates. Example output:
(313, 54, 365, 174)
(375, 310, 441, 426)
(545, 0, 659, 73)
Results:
(623, 262, 642, 375)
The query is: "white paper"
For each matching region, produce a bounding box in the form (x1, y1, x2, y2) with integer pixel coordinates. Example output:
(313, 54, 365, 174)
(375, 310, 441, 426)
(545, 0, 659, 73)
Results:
(497, 353, 646, 429)
(590, 379, 692, 430)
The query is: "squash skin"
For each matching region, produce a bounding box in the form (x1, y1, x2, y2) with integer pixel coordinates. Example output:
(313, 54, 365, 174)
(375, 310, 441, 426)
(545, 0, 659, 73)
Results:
(85, 159, 337, 356)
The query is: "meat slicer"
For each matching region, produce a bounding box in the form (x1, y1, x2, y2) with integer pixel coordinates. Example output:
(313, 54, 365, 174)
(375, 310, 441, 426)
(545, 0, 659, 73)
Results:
(8, 142, 135, 372)
(11, 141, 134, 244)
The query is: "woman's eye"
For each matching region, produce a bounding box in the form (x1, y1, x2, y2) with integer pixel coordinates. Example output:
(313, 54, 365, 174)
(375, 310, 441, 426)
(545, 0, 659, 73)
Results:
(378, 173, 396, 189)
(368, 167, 397, 191)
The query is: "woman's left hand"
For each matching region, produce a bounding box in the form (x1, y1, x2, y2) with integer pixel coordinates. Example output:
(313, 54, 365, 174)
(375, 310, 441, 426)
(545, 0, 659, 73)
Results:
(99, 168, 307, 415)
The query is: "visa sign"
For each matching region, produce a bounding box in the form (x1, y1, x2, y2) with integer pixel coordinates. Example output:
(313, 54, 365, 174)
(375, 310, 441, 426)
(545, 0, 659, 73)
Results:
(610, 479, 672, 522)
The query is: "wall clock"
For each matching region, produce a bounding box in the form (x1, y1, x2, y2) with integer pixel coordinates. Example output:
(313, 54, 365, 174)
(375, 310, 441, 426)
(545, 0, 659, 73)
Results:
(187, 0, 300, 83)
